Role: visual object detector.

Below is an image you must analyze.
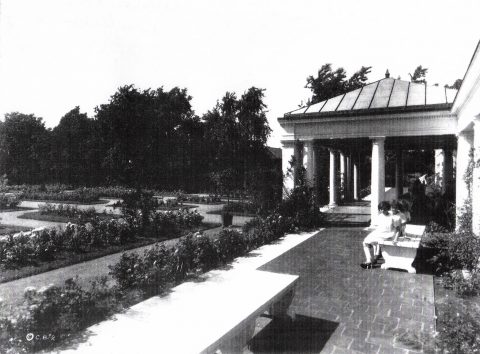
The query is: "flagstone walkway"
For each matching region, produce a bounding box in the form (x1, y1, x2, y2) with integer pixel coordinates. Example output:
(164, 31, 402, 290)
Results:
(250, 227, 436, 353)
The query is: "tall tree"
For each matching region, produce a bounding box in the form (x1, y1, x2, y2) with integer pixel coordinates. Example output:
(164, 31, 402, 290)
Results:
(51, 107, 101, 185)
(306, 64, 371, 104)
(0, 113, 51, 184)
(203, 87, 272, 194)
(95, 85, 195, 188)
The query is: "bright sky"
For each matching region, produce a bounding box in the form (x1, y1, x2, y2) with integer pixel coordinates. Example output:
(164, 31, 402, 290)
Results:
(0, 0, 479, 147)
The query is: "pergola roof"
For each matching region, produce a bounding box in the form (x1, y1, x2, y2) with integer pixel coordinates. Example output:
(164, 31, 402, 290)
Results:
(286, 78, 458, 117)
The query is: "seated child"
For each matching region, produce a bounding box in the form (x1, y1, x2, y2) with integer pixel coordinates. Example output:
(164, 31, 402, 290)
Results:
(390, 200, 405, 243)
(361, 201, 395, 269)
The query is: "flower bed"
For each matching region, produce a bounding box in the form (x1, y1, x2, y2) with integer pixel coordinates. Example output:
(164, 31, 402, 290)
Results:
(38, 203, 97, 220)
(0, 208, 204, 271)
(0, 185, 322, 352)
(0, 193, 20, 210)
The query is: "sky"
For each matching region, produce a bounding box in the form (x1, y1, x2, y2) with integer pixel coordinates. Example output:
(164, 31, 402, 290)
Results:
(0, 0, 479, 147)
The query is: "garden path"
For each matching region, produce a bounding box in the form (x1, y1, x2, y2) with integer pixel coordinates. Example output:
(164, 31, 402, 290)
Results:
(0, 199, 252, 229)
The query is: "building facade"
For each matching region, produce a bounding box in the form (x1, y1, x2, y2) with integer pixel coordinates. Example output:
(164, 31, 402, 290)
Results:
(278, 41, 480, 233)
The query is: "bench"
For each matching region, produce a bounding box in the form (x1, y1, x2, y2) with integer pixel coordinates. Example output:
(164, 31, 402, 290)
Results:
(378, 224, 426, 273)
(57, 270, 298, 354)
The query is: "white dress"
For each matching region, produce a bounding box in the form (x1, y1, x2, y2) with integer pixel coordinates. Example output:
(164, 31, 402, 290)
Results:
(364, 213, 395, 243)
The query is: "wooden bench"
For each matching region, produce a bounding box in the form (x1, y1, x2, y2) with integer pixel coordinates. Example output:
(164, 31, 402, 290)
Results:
(378, 224, 426, 273)
(57, 270, 298, 354)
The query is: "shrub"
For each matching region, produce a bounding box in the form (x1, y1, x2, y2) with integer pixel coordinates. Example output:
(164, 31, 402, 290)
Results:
(18, 186, 101, 203)
(0, 277, 126, 353)
(174, 234, 198, 279)
(121, 190, 157, 231)
(215, 229, 247, 263)
(193, 235, 220, 272)
(441, 269, 480, 296)
(0, 193, 20, 209)
(38, 203, 97, 222)
(423, 229, 480, 273)
(277, 185, 323, 231)
(109, 244, 176, 296)
(436, 302, 480, 353)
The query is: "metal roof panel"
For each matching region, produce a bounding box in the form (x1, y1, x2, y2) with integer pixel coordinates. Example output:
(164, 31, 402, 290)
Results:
(353, 81, 379, 109)
(388, 80, 409, 107)
(370, 78, 395, 108)
(407, 82, 425, 106)
(337, 87, 362, 111)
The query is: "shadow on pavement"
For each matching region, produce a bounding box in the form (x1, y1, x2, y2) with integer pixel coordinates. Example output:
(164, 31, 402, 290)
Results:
(248, 314, 338, 353)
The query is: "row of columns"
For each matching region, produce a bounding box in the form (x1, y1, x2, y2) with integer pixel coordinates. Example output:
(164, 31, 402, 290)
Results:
(328, 149, 360, 206)
(285, 135, 472, 231)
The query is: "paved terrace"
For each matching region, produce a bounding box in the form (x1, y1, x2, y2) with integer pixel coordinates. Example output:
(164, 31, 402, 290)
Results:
(252, 227, 435, 354)
(50, 227, 435, 354)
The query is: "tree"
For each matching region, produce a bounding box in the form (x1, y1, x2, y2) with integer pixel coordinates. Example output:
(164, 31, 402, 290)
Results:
(409, 65, 428, 83)
(203, 87, 273, 194)
(51, 107, 100, 185)
(446, 79, 463, 90)
(0, 113, 51, 184)
(306, 64, 371, 104)
(95, 85, 195, 188)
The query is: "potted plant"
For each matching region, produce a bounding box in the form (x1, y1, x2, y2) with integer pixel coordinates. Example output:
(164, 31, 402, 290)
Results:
(211, 169, 235, 227)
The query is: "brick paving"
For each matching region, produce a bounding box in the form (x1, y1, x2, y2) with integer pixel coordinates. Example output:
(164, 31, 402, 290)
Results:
(250, 227, 436, 354)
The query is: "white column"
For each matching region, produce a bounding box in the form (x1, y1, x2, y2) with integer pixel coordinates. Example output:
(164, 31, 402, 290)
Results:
(304, 141, 315, 186)
(353, 158, 360, 200)
(329, 149, 337, 207)
(473, 118, 480, 236)
(281, 141, 295, 196)
(435, 149, 445, 187)
(456, 131, 473, 231)
(293, 141, 304, 187)
(339, 152, 346, 200)
(395, 150, 403, 199)
(371, 137, 385, 226)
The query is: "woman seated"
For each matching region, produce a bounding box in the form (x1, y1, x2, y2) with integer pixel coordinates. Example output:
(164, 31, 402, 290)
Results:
(361, 201, 400, 269)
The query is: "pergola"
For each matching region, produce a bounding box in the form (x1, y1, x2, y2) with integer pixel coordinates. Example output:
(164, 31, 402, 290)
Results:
(278, 41, 480, 232)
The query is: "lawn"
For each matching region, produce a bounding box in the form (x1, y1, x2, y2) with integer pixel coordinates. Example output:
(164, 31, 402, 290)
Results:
(20, 198, 110, 205)
(156, 204, 198, 211)
(0, 222, 220, 284)
(0, 224, 32, 235)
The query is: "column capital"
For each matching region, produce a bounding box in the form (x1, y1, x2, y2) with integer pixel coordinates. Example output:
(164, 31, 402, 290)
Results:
(370, 136, 386, 142)
(280, 140, 295, 148)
